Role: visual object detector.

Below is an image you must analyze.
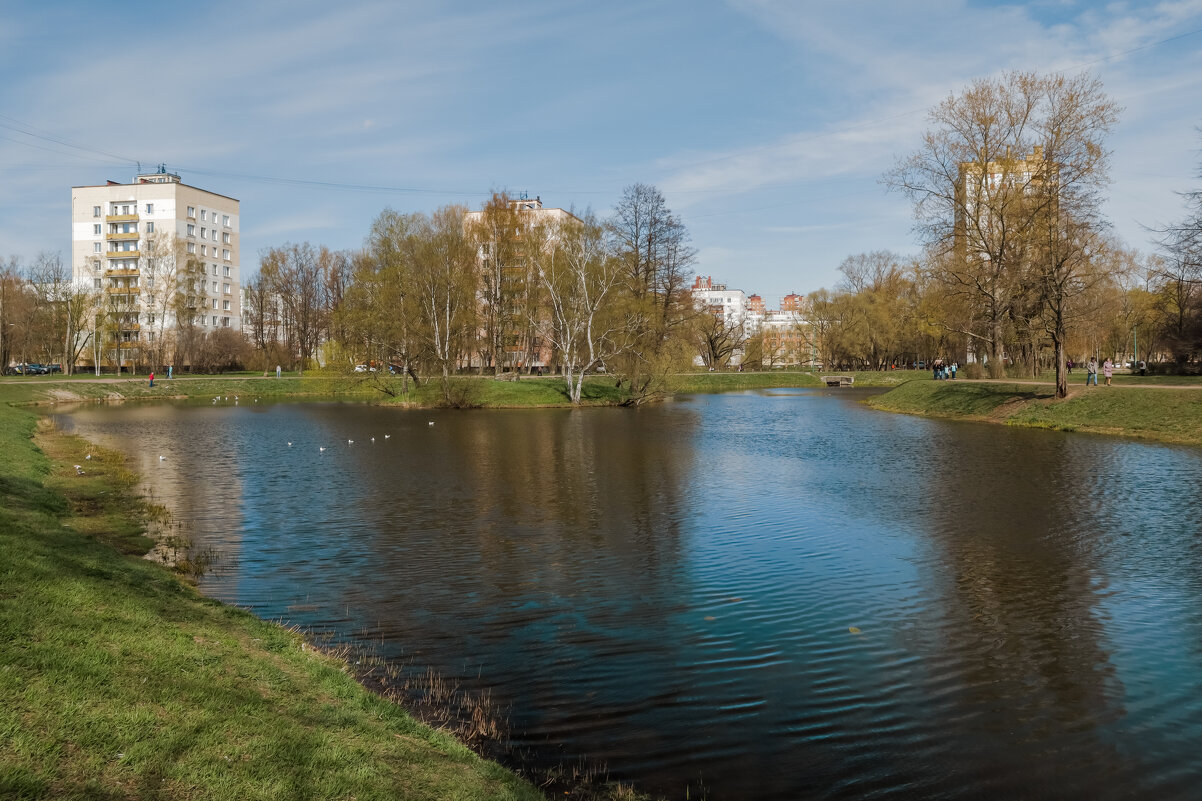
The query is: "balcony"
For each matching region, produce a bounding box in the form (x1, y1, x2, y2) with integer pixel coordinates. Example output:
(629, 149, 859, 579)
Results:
(106, 214, 139, 223)
(106, 285, 140, 295)
(106, 231, 139, 241)
(118, 323, 142, 332)
(105, 268, 139, 278)
(106, 250, 141, 261)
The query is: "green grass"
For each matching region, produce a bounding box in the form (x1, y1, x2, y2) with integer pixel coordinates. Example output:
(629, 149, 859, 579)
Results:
(866, 380, 1202, 446)
(0, 385, 547, 800)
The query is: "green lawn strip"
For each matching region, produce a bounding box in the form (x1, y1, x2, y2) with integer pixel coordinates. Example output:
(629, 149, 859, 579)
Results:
(1006, 387, 1202, 444)
(866, 380, 1202, 446)
(0, 391, 546, 800)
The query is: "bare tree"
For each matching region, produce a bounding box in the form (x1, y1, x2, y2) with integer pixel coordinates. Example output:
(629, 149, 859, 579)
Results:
(1031, 73, 1120, 397)
(527, 213, 626, 403)
(606, 183, 696, 397)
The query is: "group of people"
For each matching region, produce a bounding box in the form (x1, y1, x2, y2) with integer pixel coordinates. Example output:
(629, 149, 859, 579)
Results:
(1084, 357, 1115, 386)
(932, 359, 958, 380)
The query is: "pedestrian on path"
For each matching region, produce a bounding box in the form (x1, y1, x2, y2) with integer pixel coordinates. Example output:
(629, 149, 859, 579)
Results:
(148, 371, 155, 388)
(1086, 357, 1098, 387)
(1103, 358, 1114, 386)
(276, 364, 282, 378)
(167, 365, 173, 379)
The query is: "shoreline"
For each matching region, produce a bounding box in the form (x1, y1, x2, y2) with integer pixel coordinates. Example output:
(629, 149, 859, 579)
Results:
(0, 387, 649, 800)
(864, 379, 1202, 447)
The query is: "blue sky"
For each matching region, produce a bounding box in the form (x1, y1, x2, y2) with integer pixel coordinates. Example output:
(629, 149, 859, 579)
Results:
(2, 0, 1201, 303)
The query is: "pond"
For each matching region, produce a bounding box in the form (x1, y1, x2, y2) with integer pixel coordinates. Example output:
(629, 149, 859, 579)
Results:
(53, 389, 1202, 800)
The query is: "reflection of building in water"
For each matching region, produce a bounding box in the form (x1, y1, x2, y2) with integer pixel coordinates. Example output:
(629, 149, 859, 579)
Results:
(914, 428, 1120, 780)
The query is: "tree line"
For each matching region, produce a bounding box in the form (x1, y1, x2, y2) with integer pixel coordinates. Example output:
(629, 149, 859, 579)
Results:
(244, 184, 698, 404)
(805, 71, 1201, 396)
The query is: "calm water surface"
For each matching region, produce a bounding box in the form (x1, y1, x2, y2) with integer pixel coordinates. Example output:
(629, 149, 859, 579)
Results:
(54, 389, 1202, 800)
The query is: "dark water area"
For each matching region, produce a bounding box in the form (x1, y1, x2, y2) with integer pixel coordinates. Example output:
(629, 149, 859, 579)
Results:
(53, 389, 1202, 800)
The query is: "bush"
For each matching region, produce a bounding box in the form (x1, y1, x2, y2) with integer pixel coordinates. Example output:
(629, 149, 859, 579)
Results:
(962, 362, 984, 379)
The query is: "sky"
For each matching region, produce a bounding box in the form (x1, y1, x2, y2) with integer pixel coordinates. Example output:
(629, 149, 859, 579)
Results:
(2, 0, 1201, 303)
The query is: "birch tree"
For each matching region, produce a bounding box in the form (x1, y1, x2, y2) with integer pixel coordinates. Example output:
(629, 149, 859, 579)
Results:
(528, 214, 625, 404)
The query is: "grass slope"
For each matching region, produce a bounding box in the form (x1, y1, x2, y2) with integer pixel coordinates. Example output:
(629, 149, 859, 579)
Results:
(867, 380, 1202, 446)
(0, 392, 543, 801)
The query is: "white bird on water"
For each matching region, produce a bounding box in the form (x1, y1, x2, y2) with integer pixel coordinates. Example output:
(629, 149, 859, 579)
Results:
(159, 455, 166, 461)
(347, 439, 354, 444)
(85, 454, 91, 460)
(428, 421, 434, 426)
(384, 434, 390, 439)
(319, 446, 326, 452)
(287, 442, 292, 447)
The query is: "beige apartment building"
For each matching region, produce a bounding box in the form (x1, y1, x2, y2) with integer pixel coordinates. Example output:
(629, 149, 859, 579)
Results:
(71, 167, 241, 367)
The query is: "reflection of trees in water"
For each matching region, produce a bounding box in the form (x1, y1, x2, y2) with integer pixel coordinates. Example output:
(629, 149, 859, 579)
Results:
(914, 427, 1122, 789)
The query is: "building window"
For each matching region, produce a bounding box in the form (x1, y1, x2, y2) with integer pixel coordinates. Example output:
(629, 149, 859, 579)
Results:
(200, 210, 207, 221)
(212, 316, 218, 326)
(212, 281, 218, 292)
(146, 222, 154, 233)
(223, 283, 230, 295)
(145, 203, 153, 214)
(200, 227, 206, 239)
(222, 317, 230, 328)
(92, 260, 100, 271)
(222, 215, 230, 227)
(212, 264, 218, 276)
(93, 223, 101, 235)
(94, 243, 102, 253)
(201, 245, 207, 256)
(223, 265, 230, 277)
(187, 206, 196, 218)
(93, 206, 101, 217)
(93, 278, 101, 289)
(220, 249, 229, 261)
(187, 224, 195, 237)
(186, 242, 196, 254)
(223, 299, 230, 310)
(222, 232, 231, 244)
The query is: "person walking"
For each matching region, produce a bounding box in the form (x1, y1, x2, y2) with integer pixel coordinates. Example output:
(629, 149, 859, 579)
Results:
(167, 364, 173, 379)
(950, 361, 958, 379)
(1103, 358, 1114, 386)
(1086, 357, 1098, 387)
(276, 364, 282, 379)
(148, 370, 155, 388)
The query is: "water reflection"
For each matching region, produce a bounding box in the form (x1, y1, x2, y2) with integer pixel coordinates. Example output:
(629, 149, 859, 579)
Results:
(52, 391, 1202, 800)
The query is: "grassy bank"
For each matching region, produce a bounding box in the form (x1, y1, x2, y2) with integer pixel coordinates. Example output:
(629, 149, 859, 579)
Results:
(0, 389, 550, 800)
(866, 380, 1202, 446)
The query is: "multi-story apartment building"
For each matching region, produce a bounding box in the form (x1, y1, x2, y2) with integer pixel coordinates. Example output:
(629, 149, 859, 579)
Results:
(693, 276, 812, 367)
(71, 167, 241, 367)
(463, 195, 578, 371)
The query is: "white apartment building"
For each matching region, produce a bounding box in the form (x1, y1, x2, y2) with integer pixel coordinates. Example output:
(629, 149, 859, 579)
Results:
(692, 275, 749, 324)
(71, 167, 241, 365)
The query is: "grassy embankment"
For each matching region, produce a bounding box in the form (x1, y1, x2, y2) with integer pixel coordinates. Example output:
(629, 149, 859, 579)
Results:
(0, 382, 551, 800)
(865, 379, 1202, 446)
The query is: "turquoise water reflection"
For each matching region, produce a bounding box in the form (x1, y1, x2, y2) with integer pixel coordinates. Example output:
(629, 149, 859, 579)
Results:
(55, 389, 1202, 800)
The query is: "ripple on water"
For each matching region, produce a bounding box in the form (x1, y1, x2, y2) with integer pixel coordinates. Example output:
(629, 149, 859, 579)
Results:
(50, 395, 1202, 801)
